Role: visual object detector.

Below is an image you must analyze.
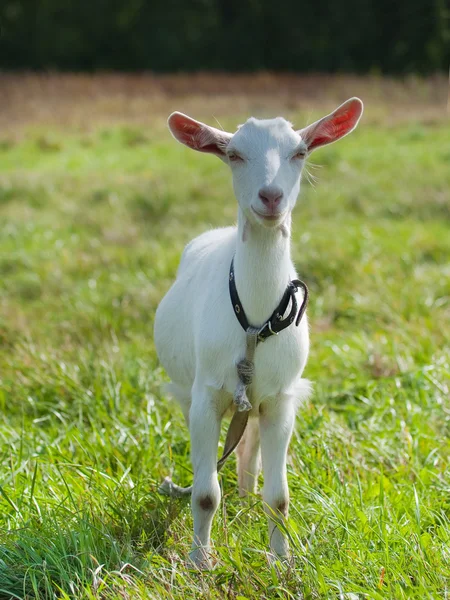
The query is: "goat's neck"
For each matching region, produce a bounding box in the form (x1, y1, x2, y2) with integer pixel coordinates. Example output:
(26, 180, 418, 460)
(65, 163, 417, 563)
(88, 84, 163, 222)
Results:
(234, 208, 293, 326)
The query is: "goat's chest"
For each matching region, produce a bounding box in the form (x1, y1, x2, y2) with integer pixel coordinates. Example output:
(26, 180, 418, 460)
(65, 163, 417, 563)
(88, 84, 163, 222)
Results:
(196, 285, 309, 400)
(200, 318, 309, 400)
(250, 325, 309, 398)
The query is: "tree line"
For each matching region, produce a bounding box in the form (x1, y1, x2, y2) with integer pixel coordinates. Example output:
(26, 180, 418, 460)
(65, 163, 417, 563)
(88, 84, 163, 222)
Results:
(0, 0, 448, 73)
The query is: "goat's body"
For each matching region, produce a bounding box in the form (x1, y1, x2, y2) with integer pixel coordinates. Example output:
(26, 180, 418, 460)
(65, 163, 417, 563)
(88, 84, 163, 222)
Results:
(155, 218, 310, 567)
(154, 224, 310, 421)
(155, 99, 362, 567)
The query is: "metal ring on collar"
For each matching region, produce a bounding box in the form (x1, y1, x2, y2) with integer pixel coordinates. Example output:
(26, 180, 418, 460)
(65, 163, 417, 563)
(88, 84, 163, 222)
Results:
(268, 320, 279, 336)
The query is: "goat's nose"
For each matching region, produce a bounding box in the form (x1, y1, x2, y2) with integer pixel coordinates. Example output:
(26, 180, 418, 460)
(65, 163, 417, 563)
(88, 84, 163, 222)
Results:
(258, 186, 283, 207)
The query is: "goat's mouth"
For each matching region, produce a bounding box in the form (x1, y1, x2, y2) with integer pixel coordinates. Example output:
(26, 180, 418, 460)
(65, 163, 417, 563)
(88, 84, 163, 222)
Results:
(251, 206, 285, 224)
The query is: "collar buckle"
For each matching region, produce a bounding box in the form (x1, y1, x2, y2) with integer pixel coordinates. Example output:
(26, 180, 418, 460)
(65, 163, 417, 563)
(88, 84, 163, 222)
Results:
(267, 320, 279, 336)
(257, 320, 279, 343)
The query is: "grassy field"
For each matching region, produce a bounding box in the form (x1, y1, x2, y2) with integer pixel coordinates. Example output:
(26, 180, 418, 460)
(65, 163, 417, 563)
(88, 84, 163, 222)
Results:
(0, 74, 449, 599)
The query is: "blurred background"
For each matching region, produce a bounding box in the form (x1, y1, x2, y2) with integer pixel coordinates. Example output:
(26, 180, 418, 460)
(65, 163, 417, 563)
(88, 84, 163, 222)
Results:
(0, 0, 449, 72)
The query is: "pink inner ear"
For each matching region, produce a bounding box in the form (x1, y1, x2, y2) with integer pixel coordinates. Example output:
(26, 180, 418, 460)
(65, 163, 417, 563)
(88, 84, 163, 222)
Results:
(304, 99, 362, 151)
(169, 113, 203, 149)
(168, 112, 228, 156)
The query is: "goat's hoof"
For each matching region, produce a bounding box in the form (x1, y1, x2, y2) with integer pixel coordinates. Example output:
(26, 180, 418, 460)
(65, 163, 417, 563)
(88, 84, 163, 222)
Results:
(189, 548, 213, 570)
(266, 551, 292, 569)
(158, 477, 192, 498)
(158, 476, 174, 496)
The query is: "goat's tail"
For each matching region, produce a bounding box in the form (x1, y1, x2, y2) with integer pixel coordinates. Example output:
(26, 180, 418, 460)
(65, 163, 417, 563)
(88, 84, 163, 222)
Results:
(159, 410, 249, 498)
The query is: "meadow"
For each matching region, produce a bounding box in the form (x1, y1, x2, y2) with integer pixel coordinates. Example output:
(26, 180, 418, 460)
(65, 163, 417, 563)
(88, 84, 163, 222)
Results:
(0, 73, 449, 599)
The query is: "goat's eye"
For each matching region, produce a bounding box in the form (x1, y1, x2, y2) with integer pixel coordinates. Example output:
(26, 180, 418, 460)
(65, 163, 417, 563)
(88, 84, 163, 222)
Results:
(292, 151, 306, 160)
(228, 152, 243, 163)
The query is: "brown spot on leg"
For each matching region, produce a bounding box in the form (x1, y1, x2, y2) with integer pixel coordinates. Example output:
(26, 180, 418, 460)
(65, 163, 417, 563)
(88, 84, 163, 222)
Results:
(199, 495, 213, 510)
(277, 500, 288, 516)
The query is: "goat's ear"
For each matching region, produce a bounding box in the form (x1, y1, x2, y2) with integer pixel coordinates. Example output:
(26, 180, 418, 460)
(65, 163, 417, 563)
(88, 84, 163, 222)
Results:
(168, 112, 232, 158)
(298, 98, 363, 152)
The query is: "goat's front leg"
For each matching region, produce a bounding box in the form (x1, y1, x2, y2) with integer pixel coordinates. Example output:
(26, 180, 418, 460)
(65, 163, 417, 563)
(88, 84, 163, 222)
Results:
(259, 395, 295, 559)
(189, 386, 221, 568)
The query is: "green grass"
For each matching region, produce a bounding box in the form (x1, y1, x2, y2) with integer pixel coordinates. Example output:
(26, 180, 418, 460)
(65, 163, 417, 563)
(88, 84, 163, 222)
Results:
(1, 93, 449, 599)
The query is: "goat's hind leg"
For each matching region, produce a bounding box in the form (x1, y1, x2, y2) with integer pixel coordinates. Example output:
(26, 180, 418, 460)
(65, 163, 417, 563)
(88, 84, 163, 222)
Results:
(165, 382, 191, 425)
(236, 417, 261, 497)
(189, 384, 221, 568)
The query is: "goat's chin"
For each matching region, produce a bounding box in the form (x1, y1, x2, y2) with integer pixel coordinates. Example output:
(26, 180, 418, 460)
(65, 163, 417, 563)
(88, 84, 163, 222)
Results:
(250, 207, 287, 229)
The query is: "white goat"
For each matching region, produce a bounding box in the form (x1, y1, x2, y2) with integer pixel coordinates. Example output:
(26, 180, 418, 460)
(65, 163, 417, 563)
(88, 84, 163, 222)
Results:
(154, 98, 363, 567)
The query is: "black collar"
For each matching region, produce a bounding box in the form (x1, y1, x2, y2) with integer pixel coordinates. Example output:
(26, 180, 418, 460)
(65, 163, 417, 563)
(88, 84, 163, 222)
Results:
(229, 258, 308, 343)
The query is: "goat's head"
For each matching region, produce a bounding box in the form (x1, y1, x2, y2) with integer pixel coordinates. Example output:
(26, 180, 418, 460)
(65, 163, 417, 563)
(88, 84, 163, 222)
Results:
(168, 98, 363, 228)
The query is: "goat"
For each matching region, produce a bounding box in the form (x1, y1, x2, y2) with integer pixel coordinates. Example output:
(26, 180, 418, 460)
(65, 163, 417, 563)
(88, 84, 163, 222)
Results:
(154, 98, 363, 568)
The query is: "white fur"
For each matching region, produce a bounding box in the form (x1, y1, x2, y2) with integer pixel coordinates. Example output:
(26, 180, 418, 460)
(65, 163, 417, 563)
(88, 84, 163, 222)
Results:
(154, 98, 363, 567)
